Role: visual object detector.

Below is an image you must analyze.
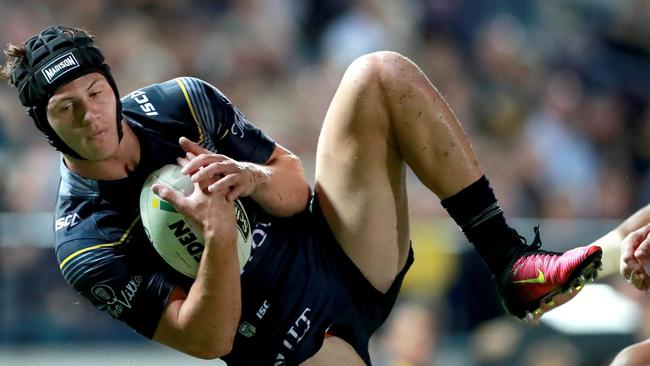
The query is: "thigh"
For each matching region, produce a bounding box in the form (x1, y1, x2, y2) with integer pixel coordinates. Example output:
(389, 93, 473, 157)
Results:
(300, 336, 367, 366)
(315, 54, 410, 293)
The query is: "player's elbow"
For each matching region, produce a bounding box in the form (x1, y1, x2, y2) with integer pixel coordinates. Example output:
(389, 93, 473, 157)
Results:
(185, 335, 235, 360)
(270, 182, 310, 217)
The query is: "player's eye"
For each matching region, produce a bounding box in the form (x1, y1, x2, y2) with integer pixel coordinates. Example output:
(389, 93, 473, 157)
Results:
(58, 103, 73, 113)
(89, 89, 103, 98)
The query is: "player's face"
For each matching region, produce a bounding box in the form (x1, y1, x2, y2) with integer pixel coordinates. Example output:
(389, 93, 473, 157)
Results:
(46, 72, 119, 160)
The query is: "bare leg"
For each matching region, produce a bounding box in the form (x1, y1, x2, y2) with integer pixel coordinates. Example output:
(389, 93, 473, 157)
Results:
(310, 50, 602, 362)
(315, 51, 481, 293)
(300, 336, 366, 366)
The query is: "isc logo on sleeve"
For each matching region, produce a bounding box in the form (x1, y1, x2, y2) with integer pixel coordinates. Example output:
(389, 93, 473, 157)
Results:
(55, 212, 82, 231)
(129, 90, 159, 116)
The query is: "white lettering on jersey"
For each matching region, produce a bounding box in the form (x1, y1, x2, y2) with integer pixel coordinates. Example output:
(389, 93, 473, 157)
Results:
(256, 300, 270, 320)
(231, 112, 247, 139)
(275, 307, 312, 363)
(130, 90, 159, 116)
(55, 213, 82, 231)
(247, 221, 271, 263)
(251, 222, 271, 249)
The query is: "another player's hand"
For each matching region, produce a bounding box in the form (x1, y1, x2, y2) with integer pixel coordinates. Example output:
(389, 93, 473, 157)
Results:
(620, 225, 650, 291)
(178, 137, 270, 202)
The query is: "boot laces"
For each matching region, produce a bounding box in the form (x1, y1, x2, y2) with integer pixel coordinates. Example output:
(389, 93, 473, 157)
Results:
(514, 225, 560, 256)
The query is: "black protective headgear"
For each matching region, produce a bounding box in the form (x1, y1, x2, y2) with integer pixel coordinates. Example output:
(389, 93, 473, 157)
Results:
(10, 25, 122, 159)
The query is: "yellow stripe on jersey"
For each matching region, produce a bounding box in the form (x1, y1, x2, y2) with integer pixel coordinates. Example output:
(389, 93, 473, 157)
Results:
(175, 78, 205, 145)
(59, 216, 141, 270)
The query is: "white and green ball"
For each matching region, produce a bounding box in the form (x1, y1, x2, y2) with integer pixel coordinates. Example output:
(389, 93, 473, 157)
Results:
(139, 164, 253, 278)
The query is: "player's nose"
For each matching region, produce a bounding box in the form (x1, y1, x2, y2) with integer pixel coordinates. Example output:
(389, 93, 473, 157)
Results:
(79, 100, 100, 126)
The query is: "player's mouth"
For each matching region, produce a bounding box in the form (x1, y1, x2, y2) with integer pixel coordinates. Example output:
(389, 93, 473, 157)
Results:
(89, 128, 107, 139)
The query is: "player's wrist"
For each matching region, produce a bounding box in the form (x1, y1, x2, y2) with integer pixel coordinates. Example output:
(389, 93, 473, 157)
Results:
(247, 163, 271, 195)
(202, 222, 238, 249)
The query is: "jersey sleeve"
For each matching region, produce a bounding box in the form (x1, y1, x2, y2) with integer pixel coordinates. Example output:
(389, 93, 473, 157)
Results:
(56, 214, 175, 339)
(173, 77, 276, 164)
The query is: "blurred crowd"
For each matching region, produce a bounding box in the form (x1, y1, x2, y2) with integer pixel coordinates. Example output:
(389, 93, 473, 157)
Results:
(1, 0, 649, 365)
(1, 0, 649, 218)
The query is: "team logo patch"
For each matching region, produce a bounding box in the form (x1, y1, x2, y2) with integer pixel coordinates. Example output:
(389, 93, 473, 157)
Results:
(90, 275, 142, 319)
(238, 322, 257, 338)
(41, 52, 79, 84)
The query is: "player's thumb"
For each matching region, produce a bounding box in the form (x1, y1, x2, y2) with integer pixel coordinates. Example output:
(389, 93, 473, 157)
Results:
(179, 136, 208, 156)
(635, 240, 650, 262)
(152, 184, 185, 211)
(634, 226, 650, 260)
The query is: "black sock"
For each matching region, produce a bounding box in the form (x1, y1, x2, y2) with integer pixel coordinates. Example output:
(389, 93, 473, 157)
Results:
(441, 176, 521, 274)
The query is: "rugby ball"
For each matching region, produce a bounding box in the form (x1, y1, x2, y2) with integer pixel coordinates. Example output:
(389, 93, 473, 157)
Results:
(139, 164, 253, 278)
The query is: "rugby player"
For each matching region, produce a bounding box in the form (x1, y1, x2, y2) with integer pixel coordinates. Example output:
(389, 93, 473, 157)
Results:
(1, 26, 603, 365)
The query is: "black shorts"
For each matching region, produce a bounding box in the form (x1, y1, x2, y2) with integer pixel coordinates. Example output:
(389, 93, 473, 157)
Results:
(297, 198, 414, 365)
(223, 197, 414, 366)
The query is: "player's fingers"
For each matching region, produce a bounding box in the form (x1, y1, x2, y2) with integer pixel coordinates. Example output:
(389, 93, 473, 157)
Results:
(630, 268, 650, 291)
(634, 226, 650, 260)
(226, 181, 249, 202)
(621, 251, 643, 283)
(638, 271, 650, 291)
(621, 229, 646, 277)
(176, 156, 190, 168)
(181, 153, 226, 175)
(621, 252, 642, 281)
(620, 227, 650, 281)
(191, 162, 233, 183)
(208, 174, 238, 195)
(152, 184, 186, 211)
(179, 137, 209, 156)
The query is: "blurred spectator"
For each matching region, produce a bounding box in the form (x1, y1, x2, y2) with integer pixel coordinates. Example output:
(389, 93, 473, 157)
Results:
(374, 299, 438, 366)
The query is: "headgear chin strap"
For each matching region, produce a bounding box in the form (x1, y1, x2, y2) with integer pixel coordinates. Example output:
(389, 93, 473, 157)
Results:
(11, 25, 123, 159)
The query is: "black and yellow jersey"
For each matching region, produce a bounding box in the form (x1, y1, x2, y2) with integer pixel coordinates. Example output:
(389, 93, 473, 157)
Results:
(54, 76, 275, 339)
(53, 77, 411, 366)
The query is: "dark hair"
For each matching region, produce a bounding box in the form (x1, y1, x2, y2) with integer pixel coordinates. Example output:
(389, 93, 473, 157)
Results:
(0, 43, 27, 82)
(0, 27, 94, 84)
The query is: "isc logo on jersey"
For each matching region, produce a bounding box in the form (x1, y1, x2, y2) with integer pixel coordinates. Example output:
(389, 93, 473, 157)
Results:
(139, 164, 253, 278)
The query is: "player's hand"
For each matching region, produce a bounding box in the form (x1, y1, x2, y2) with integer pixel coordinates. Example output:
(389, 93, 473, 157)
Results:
(151, 178, 236, 244)
(178, 137, 270, 202)
(620, 225, 650, 291)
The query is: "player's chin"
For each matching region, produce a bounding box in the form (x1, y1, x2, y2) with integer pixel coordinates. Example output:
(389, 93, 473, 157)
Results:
(78, 142, 118, 160)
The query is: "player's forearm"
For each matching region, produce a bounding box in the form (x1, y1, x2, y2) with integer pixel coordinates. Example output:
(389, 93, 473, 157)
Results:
(172, 233, 241, 358)
(250, 151, 310, 217)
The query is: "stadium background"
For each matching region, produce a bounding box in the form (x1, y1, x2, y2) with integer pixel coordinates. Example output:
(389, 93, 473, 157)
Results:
(0, 0, 649, 365)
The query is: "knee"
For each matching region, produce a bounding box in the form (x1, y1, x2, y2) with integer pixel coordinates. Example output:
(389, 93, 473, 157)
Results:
(344, 51, 416, 91)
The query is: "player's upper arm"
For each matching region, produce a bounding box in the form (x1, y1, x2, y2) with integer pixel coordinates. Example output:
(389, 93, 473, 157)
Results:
(60, 243, 231, 359)
(58, 242, 175, 338)
(172, 77, 276, 164)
